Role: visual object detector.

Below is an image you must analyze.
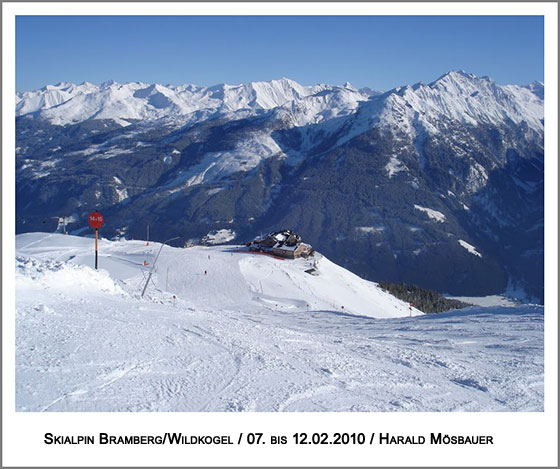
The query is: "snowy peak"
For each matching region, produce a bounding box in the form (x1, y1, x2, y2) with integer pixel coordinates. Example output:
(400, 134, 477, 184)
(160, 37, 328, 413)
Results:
(343, 81, 358, 91)
(366, 70, 544, 135)
(209, 78, 323, 112)
(429, 70, 508, 97)
(524, 81, 544, 99)
(431, 69, 479, 85)
(279, 84, 369, 127)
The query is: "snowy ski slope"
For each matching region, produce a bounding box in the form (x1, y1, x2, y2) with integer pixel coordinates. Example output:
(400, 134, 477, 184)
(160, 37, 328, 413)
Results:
(15, 233, 543, 411)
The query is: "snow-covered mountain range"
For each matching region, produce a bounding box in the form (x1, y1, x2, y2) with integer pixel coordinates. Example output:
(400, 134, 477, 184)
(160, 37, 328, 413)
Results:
(15, 71, 544, 301)
(16, 72, 542, 132)
(16, 77, 372, 127)
(16, 233, 543, 412)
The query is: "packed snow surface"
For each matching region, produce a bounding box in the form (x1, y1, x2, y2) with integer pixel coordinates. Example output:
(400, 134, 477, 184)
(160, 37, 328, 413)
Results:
(15, 233, 543, 412)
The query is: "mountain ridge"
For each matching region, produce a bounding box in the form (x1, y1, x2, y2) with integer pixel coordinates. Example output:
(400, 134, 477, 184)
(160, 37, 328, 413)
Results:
(16, 72, 543, 132)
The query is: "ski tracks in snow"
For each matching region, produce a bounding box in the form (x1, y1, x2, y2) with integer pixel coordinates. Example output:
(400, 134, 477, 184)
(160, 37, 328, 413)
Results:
(15, 236, 544, 412)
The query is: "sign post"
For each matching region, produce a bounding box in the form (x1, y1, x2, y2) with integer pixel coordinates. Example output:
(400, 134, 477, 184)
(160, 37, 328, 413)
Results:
(88, 211, 105, 269)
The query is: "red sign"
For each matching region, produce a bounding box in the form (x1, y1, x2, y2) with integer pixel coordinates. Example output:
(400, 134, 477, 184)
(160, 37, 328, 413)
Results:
(88, 211, 105, 229)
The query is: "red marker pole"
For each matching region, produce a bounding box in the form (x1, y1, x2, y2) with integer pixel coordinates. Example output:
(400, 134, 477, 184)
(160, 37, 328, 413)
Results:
(88, 211, 105, 270)
(95, 228, 99, 269)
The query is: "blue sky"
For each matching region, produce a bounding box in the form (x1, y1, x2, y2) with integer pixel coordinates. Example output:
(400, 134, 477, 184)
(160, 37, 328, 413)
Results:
(16, 15, 543, 92)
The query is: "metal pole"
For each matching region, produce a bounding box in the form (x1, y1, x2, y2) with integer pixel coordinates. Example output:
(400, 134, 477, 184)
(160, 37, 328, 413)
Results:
(95, 228, 99, 269)
(141, 236, 180, 298)
(141, 270, 154, 298)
